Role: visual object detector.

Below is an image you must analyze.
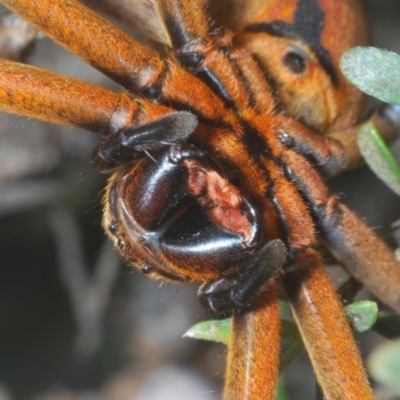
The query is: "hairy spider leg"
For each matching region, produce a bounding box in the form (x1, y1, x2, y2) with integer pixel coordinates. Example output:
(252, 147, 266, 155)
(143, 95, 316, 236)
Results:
(155, 1, 378, 399)
(0, 2, 396, 400)
(0, 59, 155, 130)
(1, 0, 228, 123)
(282, 258, 375, 400)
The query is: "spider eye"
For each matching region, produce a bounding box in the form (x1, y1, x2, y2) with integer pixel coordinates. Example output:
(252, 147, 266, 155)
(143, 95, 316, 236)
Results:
(282, 50, 307, 75)
(109, 221, 118, 234)
(117, 238, 126, 250)
(141, 265, 153, 275)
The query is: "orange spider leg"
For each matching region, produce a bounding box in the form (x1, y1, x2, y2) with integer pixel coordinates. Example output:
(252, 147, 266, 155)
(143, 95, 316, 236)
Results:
(224, 282, 280, 400)
(157, 0, 276, 115)
(281, 140, 400, 314)
(270, 152, 375, 397)
(270, 148, 377, 398)
(282, 257, 376, 400)
(0, 0, 158, 90)
(156, 3, 283, 398)
(1, 0, 227, 122)
(158, 0, 251, 110)
(322, 203, 400, 314)
(0, 58, 176, 135)
(278, 112, 400, 175)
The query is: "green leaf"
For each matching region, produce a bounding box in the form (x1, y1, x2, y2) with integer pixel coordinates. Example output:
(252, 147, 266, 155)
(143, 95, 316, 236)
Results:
(344, 300, 378, 333)
(340, 47, 400, 105)
(279, 299, 294, 322)
(185, 300, 376, 372)
(280, 320, 301, 343)
(276, 376, 290, 400)
(280, 341, 304, 372)
(183, 318, 231, 345)
(374, 314, 400, 339)
(279, 319, 304, 372)
(368, 339, 400, 392)
(357, 123, 400, 196)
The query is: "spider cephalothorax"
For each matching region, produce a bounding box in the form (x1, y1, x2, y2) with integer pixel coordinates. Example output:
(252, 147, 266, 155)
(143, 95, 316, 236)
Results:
(1, 0, 400, 398)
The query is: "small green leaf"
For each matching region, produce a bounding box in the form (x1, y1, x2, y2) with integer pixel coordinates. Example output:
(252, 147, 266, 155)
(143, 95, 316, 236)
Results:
(280, 320, 304, 372)
(280, 320, 301, 343)
(345, 300, 378, 333)
(368, 339, 400, 392)
(185, 301, 376, 356)
(374, 314, 400, 339)
(183, 318, 231, 345)
(280, 341, 304, 372)
(340, 47, 400, 105)
(357, 123, 400, 196)
(276, 376, 290, 400)
(395, 248, 400, 262)
(279, 299, 294, 322)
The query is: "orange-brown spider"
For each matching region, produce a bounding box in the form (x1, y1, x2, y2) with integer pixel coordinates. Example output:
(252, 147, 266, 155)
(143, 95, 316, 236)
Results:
(1, 0, 400, 398)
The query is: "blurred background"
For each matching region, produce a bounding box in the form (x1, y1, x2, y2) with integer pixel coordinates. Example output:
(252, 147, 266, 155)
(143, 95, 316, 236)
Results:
(0, 0, 400, 399)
